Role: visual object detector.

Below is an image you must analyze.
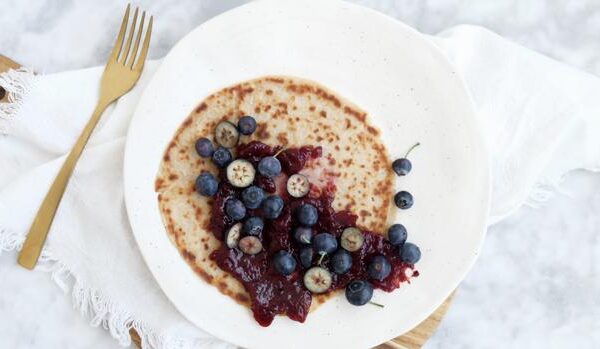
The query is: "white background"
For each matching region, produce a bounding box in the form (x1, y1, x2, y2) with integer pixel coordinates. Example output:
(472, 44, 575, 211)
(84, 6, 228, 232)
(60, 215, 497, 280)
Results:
(0, 1, 598, 348)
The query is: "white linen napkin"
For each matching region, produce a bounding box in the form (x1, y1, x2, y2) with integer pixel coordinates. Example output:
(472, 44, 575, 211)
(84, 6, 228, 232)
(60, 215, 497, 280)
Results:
(1, 25, 599, 348)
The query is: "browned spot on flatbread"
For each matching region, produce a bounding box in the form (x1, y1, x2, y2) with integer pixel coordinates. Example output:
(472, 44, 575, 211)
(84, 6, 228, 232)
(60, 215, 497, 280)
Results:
(266, 89, 273, 95)
(287, 83, 312, 94)
(345, 119, 352, 129)
(236, 293, 250, 304)
(277, 133, 289, 145)
(309, 106, 316, 111)
(181, 248, 195, 262)
(155, 179, 165, 191)
(343, 106, 366, 122)
(315, 87, 341, 107)
(163, 141, 177, 161)
(193, 265, 214, 283)
(315, 294, 329, 304)
(168, 174, 178, 181)
(241, 87, 254, 98)
(367, 125, 379, 135)
(256, 123, 270, 139)
(228, 85, 254, 99)
(195, 103, 207, 113)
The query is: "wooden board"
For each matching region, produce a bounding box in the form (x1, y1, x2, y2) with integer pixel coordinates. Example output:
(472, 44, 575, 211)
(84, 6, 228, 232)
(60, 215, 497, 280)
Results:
(0, 54, 454, 348)
(0, 55, 20, 103)
(377, 292, 454, 349)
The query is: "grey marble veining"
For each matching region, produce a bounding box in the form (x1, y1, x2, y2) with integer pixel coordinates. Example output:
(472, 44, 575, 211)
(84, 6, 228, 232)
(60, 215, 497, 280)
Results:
(428, 171, 600, 349)
(0, 1, 599, 348)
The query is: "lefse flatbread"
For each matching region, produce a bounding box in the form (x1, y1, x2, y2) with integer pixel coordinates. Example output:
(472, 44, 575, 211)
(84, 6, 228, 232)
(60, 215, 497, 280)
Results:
(156, 76, 395, 312)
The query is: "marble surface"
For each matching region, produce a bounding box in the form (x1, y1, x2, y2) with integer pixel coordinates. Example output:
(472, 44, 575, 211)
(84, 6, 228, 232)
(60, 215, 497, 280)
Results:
(1, 1, 599, 348)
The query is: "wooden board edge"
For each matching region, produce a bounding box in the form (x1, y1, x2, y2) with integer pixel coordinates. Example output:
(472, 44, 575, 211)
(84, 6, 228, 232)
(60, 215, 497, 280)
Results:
(378, 292, 455, 349)
(0, 54, 22, 102)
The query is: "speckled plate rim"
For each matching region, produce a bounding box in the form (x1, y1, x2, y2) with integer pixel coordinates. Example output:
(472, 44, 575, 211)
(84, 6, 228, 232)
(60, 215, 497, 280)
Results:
(123, 1, 491, 348)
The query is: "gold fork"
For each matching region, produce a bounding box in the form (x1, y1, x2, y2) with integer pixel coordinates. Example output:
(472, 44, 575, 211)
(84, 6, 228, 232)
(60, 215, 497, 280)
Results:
(18, 4, 153, 269)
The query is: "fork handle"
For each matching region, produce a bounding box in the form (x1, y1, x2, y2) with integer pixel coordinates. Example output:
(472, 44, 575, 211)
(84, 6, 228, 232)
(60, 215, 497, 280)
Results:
(18, 99, 110, 269)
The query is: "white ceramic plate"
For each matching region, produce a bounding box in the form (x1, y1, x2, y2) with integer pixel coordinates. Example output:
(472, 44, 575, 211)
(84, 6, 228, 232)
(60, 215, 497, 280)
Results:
(124, 0, 490, 348)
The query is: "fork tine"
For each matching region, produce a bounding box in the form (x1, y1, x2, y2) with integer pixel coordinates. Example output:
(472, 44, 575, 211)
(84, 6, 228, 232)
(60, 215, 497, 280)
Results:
(109, 4, 130, 61)
(120, 6, 139, 64)
(134, 16, 153, 71)
(128, 11, 145, 69)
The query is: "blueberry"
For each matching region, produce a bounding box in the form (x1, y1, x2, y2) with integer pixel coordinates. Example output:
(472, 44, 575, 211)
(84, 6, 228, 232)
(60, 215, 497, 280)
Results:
(261, 195, 284, 219)
(392, 142, 419, 176)
(241, 186, 266, 209)
(313, 233, 338, 255)
(293, 226, 313, 244)
(243, 217, 264, 236)
(392, 158, 412, 176)
(286, 173, 310, 198)
(367, 255, 391, 281)
(212, 146, 233, 168)
(400, 242, 421, 264)
(299, 247, 314, 268)
(258, 157, 282, 177)
(304, 267, 332, 293)
(340, 227, 364, 252)
(273, 251, 297, 276)
(345, 280, 374, 306)
(214, 121, 239, 148)
(226, 159, 255, 188)
(394, 191, 413, 209)
(225, 223, 242, 248)
(195, 172, 218, 197)
(330, 249, 352, 274)
(195, 138, 214, 158)
(238, 115, 257, 135)
(387, 224, 407, 246)
(238, 236, 262, 255)
(225, 198, 246, 221)
(296, 204, 318, 226)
